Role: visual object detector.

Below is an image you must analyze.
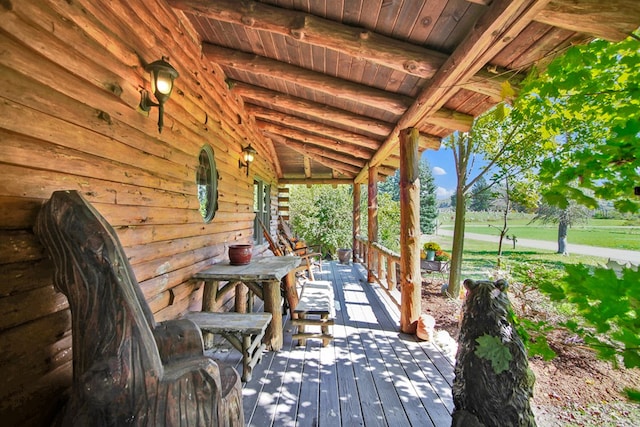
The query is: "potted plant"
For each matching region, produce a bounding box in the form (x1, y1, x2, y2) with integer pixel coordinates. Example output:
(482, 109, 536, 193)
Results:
(423, 242, 441, 261)
(434, 250, 451, 262)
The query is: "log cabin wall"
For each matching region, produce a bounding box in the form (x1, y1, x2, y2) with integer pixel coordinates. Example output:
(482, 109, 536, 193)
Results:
(0, 0, 278, 425)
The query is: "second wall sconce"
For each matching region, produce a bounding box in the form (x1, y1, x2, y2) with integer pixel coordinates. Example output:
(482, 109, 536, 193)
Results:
(139, 57, 179, 133)
(239, 144, 257, 177)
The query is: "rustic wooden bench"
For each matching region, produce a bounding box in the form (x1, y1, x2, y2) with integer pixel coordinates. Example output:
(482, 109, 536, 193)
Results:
(35, 190, 243, 426)
(184, 311, 272, 382)
(291, 280, 335, 346)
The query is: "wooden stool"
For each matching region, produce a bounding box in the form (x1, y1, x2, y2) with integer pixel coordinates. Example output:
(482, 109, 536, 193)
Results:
(185, 311, 272, 382)
(292, 280, 335, 346)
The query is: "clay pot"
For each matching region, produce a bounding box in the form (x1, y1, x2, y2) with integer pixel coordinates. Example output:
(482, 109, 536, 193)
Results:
(228, 244, 253, 265)
(337, 248, 352, 264)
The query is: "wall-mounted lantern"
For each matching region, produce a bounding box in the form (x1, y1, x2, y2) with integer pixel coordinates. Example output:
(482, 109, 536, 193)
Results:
(238, 144, 257, 177)
(139, 57, 179, 133)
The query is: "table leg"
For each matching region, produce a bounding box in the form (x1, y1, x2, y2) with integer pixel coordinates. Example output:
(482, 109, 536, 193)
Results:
(201, 280, 219, 348)
(235, 283, 248, 313)
(262, 279, 283, 351)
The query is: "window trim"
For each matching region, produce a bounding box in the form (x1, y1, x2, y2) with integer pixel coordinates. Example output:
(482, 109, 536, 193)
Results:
(197, 145, 218, 223)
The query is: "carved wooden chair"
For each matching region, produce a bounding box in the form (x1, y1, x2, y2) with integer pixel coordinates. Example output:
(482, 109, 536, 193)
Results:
(35, 190, 243, 427)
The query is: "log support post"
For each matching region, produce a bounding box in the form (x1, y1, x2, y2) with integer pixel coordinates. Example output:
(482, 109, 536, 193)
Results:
(399, 128, 421, 334)
(353, 183, 361, 263)
(367, 166, 378, 282)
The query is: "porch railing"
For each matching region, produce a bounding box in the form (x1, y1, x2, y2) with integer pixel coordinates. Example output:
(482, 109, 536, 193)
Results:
(354, 235, 400, 291)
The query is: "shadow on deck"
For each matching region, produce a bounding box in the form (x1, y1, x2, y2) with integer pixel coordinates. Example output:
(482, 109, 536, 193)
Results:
(207, 261, 454, 426)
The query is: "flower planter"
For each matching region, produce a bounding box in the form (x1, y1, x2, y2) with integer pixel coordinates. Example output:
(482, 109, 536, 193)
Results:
(228, 244, 253, 265)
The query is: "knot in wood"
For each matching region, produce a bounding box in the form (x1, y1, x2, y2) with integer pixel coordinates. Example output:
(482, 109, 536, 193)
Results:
(241, 16, 255, 26)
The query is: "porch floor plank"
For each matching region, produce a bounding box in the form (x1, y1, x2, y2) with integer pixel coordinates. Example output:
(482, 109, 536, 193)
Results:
(206, 261, 454, 426)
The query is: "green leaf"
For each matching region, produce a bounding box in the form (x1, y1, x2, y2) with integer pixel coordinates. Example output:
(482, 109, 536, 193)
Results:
(475, 334, 513, 374)
(624, 388, 640, 402)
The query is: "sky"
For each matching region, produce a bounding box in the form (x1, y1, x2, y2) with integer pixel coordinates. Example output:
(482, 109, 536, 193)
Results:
(422, 147, 456, 200)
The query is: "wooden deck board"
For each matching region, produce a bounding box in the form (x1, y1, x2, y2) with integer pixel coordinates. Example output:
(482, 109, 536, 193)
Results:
(206, 261, 454, 426)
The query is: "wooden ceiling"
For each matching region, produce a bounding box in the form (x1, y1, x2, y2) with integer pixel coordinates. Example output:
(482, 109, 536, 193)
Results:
(168, 0, 639, 184)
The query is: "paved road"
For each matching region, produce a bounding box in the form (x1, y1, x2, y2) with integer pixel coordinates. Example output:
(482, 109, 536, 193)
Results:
(437, 228, 640, 265)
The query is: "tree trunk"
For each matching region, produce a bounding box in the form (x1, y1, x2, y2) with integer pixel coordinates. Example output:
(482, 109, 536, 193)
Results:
(447, 186, 467, 299)
(557, 219, 569, 255)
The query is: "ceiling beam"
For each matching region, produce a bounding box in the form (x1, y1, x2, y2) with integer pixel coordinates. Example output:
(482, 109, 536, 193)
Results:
(535, 0, 640, 42)
(356, 0, 551, 183)
(247, 104, 383, 150)
(204, 44, 410, 116)
(303, 156, 312, 178)
(279, 178, 354, 185)
(169, 0, 517, 96)
(256, 120, 374, 159)
(235, 80, 473, 133)
(232, 82, 393, 138)
(268, 132, 361, 176)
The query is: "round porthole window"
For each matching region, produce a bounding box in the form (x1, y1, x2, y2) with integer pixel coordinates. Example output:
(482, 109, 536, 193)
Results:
(197, 145, 218, 223)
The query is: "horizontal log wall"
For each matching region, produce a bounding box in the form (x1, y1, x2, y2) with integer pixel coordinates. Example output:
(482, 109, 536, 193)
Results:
(0, 0, 278, 425)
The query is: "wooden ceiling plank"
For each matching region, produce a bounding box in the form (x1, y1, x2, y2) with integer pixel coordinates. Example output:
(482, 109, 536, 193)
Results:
(169, 0, 514, 97)
(535, 0, 640, 42)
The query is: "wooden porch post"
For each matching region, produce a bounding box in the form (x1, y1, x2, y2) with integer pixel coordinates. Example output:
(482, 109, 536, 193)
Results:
(399, 128, 421, 334)
(353, 182, 361, 263)
(367, 166, 378, 282)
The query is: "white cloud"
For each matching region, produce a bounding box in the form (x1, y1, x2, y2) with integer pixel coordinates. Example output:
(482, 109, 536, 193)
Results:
(436, 187, 454, 199)
(432, 166, 446, 176)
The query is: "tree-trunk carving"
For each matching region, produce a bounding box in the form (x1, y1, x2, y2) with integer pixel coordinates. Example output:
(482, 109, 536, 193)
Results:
(34, 190, 243, 426)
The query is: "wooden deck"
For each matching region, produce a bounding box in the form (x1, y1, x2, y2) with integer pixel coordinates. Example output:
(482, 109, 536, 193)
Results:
(206, 261, 454, 426)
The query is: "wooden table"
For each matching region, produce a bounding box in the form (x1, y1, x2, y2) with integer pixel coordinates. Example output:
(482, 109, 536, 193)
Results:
(194, 256, 302, 351)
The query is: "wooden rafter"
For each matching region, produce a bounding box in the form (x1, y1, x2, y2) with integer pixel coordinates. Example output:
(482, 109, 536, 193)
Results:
(535, 0, 640, 42)
(355, 0, 552, 183)
(247, 104, 383, 150)
(232, 82, 394, 138)
(169, 0, 517, 96)
(256, 121, 374, 160)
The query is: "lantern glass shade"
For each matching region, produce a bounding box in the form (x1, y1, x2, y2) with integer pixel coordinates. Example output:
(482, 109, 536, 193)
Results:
(147, 58, 179, 105)
(239, 145, 257, 176)
(243, 149, 255, 163)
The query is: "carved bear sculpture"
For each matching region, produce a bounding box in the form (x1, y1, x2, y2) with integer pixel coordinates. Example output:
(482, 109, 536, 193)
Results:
(451, 279, 536, 427)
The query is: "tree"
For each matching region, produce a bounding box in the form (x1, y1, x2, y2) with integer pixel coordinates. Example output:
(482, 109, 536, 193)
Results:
(516, 33, 640, 393)
(418, 159, 438, 234)
(469, 176, 492, 212)
(378, 170, 400, 201)
(445, 106, 544, 298)
(289, 185, 352, 255)
(517, 33, 640, 214)
(531, 201, 591, 255)
(491, 172, 540, 256)
(379, 159, 438, 235)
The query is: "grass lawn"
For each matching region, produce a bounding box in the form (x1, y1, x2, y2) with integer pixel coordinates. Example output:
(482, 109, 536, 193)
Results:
(438, 215, 640, 251)
(422, 234, 605, 281)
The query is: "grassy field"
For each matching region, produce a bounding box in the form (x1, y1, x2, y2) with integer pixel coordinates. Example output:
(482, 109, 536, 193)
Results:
(438, 214, 640, 251)
(421, 233, 606, 281)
